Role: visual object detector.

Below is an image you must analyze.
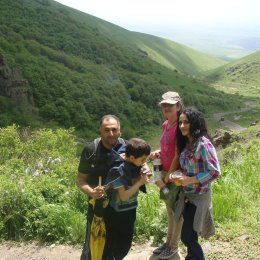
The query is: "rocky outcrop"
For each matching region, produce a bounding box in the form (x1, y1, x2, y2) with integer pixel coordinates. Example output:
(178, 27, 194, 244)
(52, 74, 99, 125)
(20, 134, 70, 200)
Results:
(0, 54, 35, 106)
(249, 120, 259, 127)
(212, 129, 239, 148)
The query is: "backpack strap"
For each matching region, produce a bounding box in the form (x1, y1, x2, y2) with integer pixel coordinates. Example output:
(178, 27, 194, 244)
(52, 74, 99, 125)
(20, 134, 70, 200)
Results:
(89, 138, 101, 167)
(93, 137, 125, 151)
(91, 137, 126, 167)
(117, 137, 126, 145)
(93, 137, 101, 152)
(94, 137, 126, 156)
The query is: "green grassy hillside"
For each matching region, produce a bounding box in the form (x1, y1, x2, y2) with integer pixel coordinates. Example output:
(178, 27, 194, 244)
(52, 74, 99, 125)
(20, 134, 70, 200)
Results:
(131, 32, 226, 75)
(201, 51, 260, 129)
(0, 0, 242, 138)
(52, 1, 226, 75)
(203, 51, 260, 96)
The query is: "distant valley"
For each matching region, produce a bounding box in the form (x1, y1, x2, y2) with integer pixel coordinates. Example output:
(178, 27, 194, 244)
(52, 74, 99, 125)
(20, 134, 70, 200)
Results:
(159, 26, 260, 60)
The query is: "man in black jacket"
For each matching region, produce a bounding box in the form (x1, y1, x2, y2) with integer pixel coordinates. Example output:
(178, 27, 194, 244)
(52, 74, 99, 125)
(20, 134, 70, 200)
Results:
(77, 114, 124, 260)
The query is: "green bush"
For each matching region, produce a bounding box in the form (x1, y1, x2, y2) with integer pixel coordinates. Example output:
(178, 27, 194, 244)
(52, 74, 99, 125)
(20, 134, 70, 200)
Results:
(0, 125, 87, 242)
(24, 204, 85, 243)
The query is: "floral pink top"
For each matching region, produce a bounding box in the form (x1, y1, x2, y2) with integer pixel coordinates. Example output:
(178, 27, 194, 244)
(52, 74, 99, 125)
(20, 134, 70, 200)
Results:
(160, 120, 178, 171)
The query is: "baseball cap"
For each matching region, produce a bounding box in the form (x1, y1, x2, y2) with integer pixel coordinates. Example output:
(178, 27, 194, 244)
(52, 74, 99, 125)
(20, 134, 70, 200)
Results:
(159, 91, 181, 105)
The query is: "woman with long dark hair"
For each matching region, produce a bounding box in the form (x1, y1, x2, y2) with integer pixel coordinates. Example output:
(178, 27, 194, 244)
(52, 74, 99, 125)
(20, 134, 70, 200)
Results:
(170, 107, 220, 260)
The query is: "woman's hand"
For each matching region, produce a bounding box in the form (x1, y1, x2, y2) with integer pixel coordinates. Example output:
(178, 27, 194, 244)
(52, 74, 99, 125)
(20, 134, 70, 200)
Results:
(164, 173, 170, 183)
(171, 175, 199, 186)
(169, 170, 182, 185)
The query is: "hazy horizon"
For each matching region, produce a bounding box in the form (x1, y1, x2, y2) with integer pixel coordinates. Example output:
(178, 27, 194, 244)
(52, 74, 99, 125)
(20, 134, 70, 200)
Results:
(55, 0, 260, 59)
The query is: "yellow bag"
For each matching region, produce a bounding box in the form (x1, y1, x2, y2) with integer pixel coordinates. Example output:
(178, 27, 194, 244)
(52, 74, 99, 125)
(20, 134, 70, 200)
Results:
(89, 199, 106, 260)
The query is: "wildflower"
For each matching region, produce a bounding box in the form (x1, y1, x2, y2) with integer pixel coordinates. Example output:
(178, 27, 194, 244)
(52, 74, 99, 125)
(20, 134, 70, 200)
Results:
(38, 160, 43, 168)
(19, 180, 25, 192)
(44, 168, 50, 174)
(54, 158, 62, 163)
(25, 167, 30, 175)
(32, 169, 39, 176)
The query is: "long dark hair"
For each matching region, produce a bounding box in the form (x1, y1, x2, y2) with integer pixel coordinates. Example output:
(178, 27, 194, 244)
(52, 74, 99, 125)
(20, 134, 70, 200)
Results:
(176, 107, 210, 152)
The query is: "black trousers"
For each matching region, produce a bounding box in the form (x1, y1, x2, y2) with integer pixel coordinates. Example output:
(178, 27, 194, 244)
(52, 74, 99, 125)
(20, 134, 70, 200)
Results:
(103, 205, 136, 260)
(181, 201, 205, 260)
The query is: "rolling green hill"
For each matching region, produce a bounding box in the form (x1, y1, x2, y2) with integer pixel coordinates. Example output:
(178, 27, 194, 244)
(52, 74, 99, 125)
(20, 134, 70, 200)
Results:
(202, 51, 260, 127)
(130, 32, 226, 75)
(203, 51, 260, 95)
(51, 1, 226, 75)
(0, 0, 243, 138)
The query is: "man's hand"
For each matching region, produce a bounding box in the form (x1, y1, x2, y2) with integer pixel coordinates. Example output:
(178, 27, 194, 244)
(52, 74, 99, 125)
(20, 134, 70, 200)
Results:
(76, 172, 106, 198)
(90, 185, 105, 199)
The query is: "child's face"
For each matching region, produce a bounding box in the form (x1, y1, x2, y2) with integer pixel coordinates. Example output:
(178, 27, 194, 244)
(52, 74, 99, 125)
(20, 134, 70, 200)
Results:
(161, 103, 180, 121)
(129, 154, 148, 167)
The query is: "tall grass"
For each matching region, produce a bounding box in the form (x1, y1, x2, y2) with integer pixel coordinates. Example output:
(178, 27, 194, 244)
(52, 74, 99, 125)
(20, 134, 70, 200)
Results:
(135, 185, 166, 243)
(136, 138, 260, 243)
(212, 140, 260, 237)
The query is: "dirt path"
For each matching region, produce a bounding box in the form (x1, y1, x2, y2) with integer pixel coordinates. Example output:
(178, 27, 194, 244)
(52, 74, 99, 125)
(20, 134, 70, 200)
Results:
(213, 101, 254, 131)
(215, 118, 246, 131)
(0, 235, 259, 260)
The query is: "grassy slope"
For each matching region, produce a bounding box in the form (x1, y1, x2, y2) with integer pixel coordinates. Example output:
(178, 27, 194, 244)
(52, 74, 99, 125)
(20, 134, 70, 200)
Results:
(203, 51, 260, 89)
(131, 32, 226, 75)
(52, 0, 226, 75)
(202, 51, 260, 129)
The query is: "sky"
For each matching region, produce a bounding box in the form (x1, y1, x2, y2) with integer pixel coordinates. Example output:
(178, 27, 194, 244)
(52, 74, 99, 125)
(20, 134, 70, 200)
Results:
(55, 0, 260, 38)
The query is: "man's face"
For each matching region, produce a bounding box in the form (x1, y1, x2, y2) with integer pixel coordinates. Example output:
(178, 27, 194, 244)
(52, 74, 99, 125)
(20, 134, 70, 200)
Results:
(100, 118, 121, 149)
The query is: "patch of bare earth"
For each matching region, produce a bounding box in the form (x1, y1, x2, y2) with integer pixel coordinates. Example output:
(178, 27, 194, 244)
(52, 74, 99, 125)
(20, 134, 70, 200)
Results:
(204, 235, 260, 260)
(0, 241, 81, 260)
(0, 235, 259, 260)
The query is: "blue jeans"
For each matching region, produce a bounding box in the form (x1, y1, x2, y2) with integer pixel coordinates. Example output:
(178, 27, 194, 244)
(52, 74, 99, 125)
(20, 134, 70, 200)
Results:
(181, 201, 205, 260)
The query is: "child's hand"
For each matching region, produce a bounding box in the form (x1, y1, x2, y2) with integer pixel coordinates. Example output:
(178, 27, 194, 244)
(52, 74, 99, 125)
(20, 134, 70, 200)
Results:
(141, 165, 152, 177)
(149, 150, 160, 160)
(139, 174, 150, 185)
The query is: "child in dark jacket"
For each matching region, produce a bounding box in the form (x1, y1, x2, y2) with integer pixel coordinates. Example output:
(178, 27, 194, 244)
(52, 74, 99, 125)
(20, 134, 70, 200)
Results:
(103, 138, 151, 260)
